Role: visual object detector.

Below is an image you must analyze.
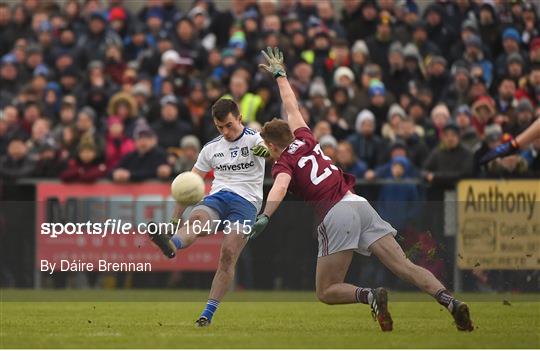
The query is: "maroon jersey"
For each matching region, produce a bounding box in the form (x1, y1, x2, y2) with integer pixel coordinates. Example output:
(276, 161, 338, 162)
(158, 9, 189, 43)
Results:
(272, 127, 355, 220)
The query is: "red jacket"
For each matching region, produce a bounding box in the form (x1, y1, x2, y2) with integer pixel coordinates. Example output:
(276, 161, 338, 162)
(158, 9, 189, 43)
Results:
(60, 158, 107, 183)
(105, 135, 135, 170)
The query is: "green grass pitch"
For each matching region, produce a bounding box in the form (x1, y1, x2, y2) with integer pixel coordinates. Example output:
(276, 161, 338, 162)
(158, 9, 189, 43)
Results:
(1, 290, 539, 348)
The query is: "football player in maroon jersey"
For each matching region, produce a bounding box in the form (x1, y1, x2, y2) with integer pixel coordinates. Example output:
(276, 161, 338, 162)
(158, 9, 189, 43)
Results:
(250, 47, 473, 332)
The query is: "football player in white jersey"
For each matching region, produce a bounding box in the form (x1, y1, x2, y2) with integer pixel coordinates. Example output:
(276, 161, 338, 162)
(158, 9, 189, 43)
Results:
(148, 98, 267, 327)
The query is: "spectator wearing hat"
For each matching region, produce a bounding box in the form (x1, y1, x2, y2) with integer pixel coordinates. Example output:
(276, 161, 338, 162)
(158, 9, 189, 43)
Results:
(454, 105, 480, 152)
(507, 99, 535, 137)
(384, 42, 410, 99)
(473, 123, 503, 176)
(423, 122, 474, 186)
(424, 103, 451, 149)
(506, 52, 526, 82)
(77, 11, 121, 66)
(59, 65, 80, 95)
(107, 91, 139, 138)
(0, 54, 20, 105)
(366, 140, 419, 180)
(346, 109, 387, 168)
(411, 20, 441, 59)
(462, 34, 494, 87)
(60, 134, 107, 183)
(424, 3, 456, 58)
(471, 95, 496, 136)
(350, 40, 370, 80)
(366, 79, 391, 133)
(174, 135, 201, 174)
(425, 55, 450, 102)
(441, 65, 471, 112)
(335, 140, 368, 179)
(108, 6, 130, 40)
(382, 103, 406, 142)
(105, 115, 135, 170)
(123, 22, 152, 63)
(0, 137, 36, 182)
(32, 137, 66, 178)
(319, 134, 338, 162)
(495, 27, 525, 78)
(306, 78, 331, 125)
(42, 82, 62, 120)
(377, 155, 421, 232)
(366, 12, 394, 73)
(151, 95, 192, 150)
(112, 120, 171, 182)
(478, 4, 502, 57)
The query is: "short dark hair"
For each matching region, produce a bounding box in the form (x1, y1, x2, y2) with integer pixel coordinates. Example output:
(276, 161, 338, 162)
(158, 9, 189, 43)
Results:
(212, 98, 240, 121)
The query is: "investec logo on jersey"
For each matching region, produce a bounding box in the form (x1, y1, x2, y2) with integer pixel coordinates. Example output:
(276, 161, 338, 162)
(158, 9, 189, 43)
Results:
(215, 161, 255, 172)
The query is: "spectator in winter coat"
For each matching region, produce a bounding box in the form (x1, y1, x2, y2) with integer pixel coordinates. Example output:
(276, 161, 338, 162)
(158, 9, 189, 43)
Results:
(112, 121, 171, 182)
(174, 135, 201, 174)
(423, 122, 474, 187)
(60, 135, 106, 183)
(346, 109, 387, 169)
(105, 116, 135, 170)
(377, 155, 421, 232)
(151, 95, 192, 150)
(0, 137, 35, 182)
(335, 140, 368, 179)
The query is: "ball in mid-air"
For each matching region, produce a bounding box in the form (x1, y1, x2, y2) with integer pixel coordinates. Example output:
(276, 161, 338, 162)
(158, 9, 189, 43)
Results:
(170, 171, 205, 205)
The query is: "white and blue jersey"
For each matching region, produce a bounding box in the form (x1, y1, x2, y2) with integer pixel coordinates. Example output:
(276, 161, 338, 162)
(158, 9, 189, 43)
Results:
(193, 127, 265, 225)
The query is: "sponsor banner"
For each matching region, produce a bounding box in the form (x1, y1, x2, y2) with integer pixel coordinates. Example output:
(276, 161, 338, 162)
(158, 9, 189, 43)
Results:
(457, 180, 540, 270)
(35, 182, 221, 271)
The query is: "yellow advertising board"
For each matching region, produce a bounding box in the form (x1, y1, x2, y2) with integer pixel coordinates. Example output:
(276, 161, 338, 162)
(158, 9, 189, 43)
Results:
(457, 180, 540, 269)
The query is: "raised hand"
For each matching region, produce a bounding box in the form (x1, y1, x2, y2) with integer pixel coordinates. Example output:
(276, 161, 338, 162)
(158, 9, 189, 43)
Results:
(259, 47, 286, 78)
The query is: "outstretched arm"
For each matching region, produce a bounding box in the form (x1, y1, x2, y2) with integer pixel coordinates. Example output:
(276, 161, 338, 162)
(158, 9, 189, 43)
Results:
(480, 118, 540, 165)
(260, 47, 307, 133)
(248, 172, 291, 239)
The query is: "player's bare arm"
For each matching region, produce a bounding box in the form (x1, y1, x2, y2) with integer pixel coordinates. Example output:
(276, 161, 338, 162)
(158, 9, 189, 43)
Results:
(248, 173, 291, 240)
(259, 47, 307, 133)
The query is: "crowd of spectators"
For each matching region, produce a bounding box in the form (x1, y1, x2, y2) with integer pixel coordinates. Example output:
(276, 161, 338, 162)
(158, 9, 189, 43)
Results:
(1, 0, 540, 187)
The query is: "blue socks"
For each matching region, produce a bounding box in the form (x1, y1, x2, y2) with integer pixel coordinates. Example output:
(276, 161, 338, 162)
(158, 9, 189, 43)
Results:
(171, 234, 183, 249)
(200, 299, 220, 321)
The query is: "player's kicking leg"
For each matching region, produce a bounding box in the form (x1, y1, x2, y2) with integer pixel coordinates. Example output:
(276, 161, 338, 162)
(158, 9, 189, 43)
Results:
(147, 207, 211, 258)
(195, 229, 248, 326)
(316, 249, 393, 331)
(369, 234, 474, 331)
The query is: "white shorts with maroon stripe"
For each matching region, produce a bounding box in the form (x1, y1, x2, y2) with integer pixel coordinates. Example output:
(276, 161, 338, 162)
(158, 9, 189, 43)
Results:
(317, 193, 397, 257)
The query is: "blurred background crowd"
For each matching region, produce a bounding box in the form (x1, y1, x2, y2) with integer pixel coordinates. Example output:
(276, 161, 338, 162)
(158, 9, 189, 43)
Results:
(1, 0, 539, 186)
(1, 0, 540, 292)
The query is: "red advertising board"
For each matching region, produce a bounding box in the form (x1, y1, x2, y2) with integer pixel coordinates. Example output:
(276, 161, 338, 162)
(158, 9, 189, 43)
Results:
(35, 182, 221, 271)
